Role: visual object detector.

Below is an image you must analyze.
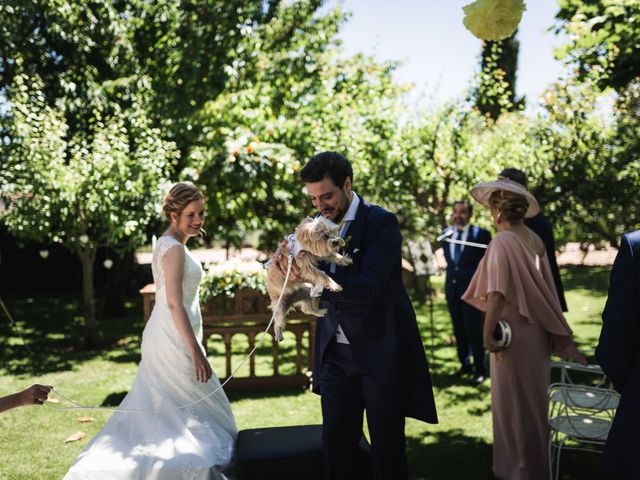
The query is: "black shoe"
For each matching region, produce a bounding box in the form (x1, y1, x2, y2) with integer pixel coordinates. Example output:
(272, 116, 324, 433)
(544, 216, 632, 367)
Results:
(454, 365, 473, 378)
(469, 374, 486, 386)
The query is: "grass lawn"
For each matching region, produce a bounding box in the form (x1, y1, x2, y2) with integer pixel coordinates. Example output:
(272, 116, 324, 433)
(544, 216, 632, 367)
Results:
(0, 266, 611, 479)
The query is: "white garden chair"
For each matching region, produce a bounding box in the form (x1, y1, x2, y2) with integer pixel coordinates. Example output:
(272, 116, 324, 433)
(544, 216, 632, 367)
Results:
(548, 382, 620, 480)
(550, 360, 612, 389)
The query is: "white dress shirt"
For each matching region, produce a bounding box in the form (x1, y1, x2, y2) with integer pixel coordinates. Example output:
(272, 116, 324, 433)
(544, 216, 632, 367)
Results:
(449, 224, 471, 260)
(333, 193, 360, 345)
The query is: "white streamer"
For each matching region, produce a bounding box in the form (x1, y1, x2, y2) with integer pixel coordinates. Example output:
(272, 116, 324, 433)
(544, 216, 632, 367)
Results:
(443, 237, 488, 249)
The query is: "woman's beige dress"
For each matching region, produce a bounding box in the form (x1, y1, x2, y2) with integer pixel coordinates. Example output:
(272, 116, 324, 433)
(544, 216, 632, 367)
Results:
(462, 231, 579, 480)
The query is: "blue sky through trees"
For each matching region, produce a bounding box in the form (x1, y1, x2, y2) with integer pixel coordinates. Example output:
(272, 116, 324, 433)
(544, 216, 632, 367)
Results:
(328, 0, 565, 110)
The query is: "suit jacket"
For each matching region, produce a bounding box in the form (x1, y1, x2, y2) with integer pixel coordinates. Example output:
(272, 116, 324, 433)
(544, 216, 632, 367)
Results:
(441, 225, 491, 302)
(596, 230, 640, 477)
(313, 199, 438, 424)
(525, 213, 568, 311)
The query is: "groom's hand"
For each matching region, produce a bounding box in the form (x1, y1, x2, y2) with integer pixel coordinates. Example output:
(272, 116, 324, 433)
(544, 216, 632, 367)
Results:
(275, 240, 300, 282)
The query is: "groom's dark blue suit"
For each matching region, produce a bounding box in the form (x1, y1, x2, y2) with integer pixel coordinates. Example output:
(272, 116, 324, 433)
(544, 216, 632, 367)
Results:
(596, 230, 640, 478)
(313, 198, 437, 480)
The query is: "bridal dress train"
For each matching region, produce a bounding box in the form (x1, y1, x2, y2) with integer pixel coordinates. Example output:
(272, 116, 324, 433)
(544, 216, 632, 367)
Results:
(64, 236, 237, 480)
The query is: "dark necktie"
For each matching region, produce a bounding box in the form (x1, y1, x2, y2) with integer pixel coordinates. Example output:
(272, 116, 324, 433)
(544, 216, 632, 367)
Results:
(453, 230, 462, 264)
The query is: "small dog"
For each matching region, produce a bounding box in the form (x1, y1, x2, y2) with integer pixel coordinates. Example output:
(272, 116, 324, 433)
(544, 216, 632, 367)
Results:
(266, 216, 352, 341)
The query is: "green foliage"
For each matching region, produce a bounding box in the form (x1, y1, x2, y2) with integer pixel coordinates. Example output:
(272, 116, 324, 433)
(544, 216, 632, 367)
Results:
(476, 36, 524, 119)
(1, 71, 176, 253)
(528, 78, 639, 246)
(0, 65, 176, 345)
(371, 100, 545, 238)
(187, 127, 304, 250)
(549, 1, 640, 245)
(555, 0, 640, 92)
(128, 0, 288, 162)
(191, 3, 407, 247)
(1, 0, 637, 260)
(0, 267, 611, 479)
(0, 1, 283, 152)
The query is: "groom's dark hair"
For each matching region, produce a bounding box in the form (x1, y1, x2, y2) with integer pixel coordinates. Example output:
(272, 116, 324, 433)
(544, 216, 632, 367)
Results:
(300, 151, 353, 188)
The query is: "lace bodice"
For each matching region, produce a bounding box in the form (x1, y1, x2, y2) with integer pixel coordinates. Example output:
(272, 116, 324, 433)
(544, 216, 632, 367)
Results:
(152, 236, 203, 322)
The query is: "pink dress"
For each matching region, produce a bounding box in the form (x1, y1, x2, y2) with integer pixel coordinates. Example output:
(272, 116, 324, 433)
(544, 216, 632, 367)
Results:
(462, 231, 579, 480)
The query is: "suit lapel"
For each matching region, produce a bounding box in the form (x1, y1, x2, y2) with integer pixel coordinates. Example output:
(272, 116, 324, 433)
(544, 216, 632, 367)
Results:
(443, 227, 453, 264)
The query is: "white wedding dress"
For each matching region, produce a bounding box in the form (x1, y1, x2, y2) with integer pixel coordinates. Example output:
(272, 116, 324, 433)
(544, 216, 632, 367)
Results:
(64, 235, 237, 480)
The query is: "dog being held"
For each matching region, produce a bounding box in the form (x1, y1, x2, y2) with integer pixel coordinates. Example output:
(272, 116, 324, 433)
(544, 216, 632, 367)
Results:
(266, 216, 352, 341)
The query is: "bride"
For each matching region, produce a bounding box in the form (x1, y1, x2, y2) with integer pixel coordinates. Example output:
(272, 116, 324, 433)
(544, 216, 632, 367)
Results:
(65, 182, 237, 479)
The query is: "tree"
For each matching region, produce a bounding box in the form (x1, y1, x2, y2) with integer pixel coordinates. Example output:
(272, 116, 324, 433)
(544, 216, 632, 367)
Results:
(522, 77, 639, 247)
(374, 99, 546, 240)
(551, 0, 640, 244)
(476, 35, 524, 119)
(0, 0, 324, 335)
(555, 0, 640, 93)
(189, 3, 408, 248)
(0, 71, 176, 347)
(0, 0, 295, 166)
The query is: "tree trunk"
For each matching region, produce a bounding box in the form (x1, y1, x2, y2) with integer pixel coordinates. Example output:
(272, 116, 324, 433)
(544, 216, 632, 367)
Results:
(78, 249, 97, 349)
(104, 248, 135, 316)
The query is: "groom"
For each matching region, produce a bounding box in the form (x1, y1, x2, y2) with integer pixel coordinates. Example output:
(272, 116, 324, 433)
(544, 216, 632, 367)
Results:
(279, 152, 437, 479)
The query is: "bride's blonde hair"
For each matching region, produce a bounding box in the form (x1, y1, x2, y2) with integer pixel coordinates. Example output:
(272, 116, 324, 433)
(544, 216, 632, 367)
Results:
(162, 182, 206, 236)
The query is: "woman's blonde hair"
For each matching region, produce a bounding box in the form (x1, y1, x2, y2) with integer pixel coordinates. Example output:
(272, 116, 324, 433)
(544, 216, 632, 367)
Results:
(162, 182, 206, 236)
(489, 189, 528, 223)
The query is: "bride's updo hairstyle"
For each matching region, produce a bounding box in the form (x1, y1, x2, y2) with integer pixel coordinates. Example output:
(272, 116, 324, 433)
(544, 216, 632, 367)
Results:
(162, 182, 204, 221)
(162, 182, 206, 236)
(489, 189, 528, 223)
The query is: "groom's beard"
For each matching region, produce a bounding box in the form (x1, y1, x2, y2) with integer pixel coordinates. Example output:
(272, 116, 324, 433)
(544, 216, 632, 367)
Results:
(328, 209, 346, 224)
(321, 191, 350, 224)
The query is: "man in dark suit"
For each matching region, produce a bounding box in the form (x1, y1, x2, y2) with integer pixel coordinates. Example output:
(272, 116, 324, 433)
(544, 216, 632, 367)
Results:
(279, 152, 437, 480)
(441, 200, 491, 384)
(596, 230, 640, 478)
(498, 168, 568, 311)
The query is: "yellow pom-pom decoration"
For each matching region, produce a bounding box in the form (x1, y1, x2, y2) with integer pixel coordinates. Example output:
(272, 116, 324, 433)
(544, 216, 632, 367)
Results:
(463, 0, 526, 41)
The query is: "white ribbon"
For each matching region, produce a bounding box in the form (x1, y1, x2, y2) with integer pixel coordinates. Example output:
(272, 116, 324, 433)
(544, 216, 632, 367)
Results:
(443, 237, 488, 250)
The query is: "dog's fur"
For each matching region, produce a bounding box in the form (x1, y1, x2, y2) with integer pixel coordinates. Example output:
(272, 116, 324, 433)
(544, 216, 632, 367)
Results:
(266, 216, 352, 341)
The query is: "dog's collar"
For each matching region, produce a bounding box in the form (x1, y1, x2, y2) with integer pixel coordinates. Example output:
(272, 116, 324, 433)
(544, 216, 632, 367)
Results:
(286, 233, 303, 258)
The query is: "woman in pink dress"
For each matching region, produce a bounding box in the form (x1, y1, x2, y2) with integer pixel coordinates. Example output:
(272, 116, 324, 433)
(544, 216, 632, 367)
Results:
(462, 178, 587, 480)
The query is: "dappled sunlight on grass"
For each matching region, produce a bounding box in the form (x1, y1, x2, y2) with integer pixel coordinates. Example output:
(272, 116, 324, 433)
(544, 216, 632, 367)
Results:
(0, 267, 612, 479)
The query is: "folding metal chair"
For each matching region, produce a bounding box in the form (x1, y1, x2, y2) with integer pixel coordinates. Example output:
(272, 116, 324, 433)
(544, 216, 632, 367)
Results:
(548, 382, 620, 480)
(550, 360, 612, 389)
